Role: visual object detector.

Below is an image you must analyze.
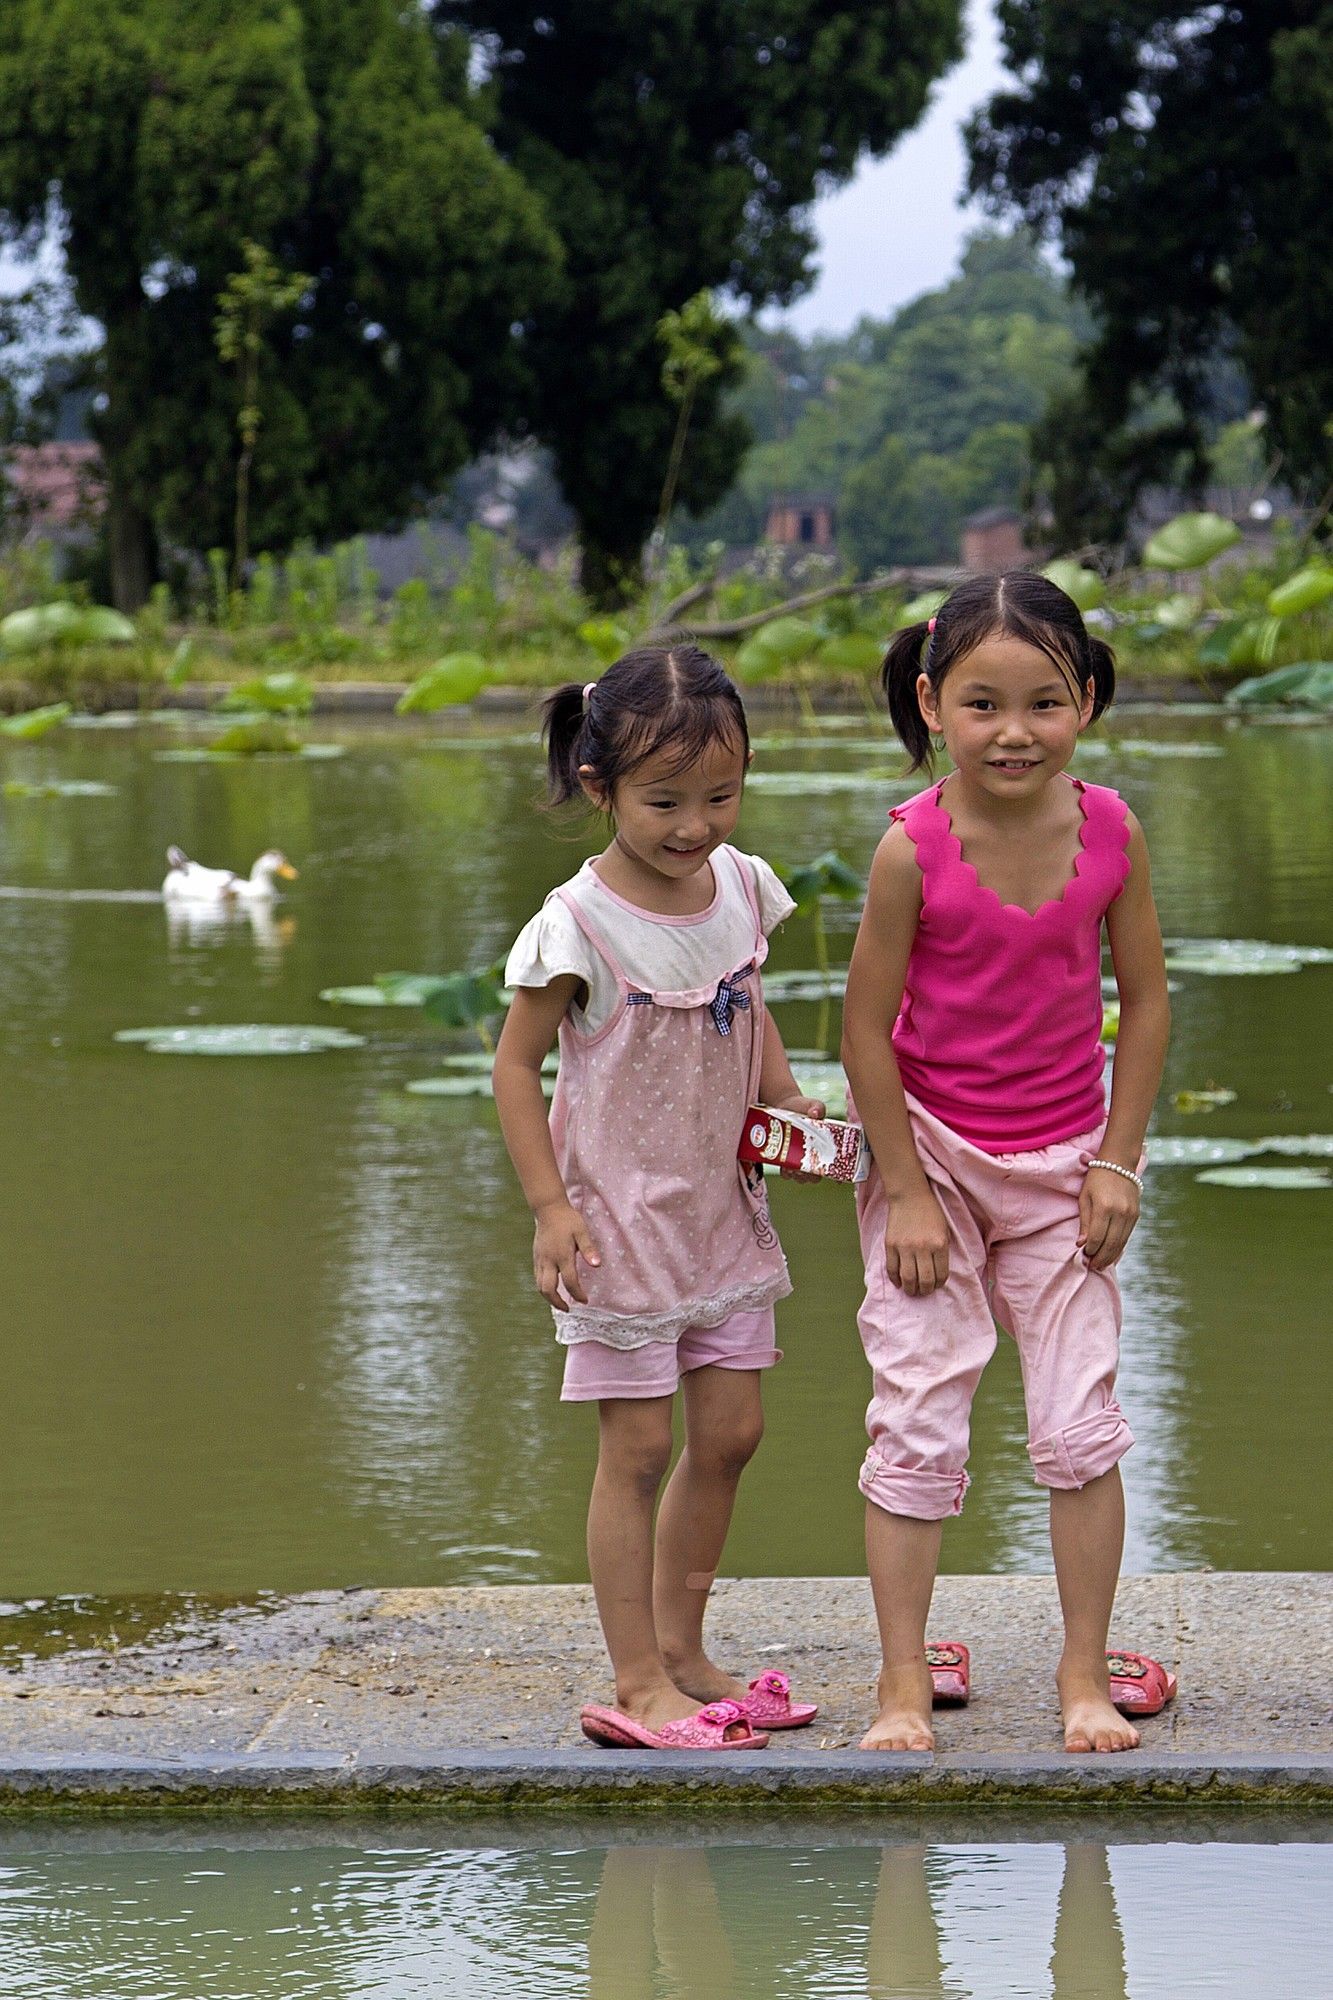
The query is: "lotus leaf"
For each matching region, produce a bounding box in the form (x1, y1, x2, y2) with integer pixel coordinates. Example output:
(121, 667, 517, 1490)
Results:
(1266, 566, 1333, 618)
(815, 631, 884, 674)
(746, 769, 908, 793)
(0, 702, 72, 740)
(1041, 560, 1104, 612)
(894, 589, 948, 629)
(1115, 739, 1224, 758)
(218, 672, 315, 716)
(735, 618, 821, 680)
(1194, 1166, 1330, 1190)
(319, 985, 420, 1007)
(67, 606, 136, 645)
(395, 654, 491, 713)
(1173, 1087, 1238, 1112)
(0, 603, 83, 652)
(763, 968, 849, 1002)
(1163, 938, 1333, 976)
(1142, 511, 1241, 570)
(779, 853, 865, 915)
(1250, 1134, 1333, 1157)
(4, 779, 118, 797)
(1226, 662, 1333, 710)
(1145, 1136, 1259, 1166)
(209, 719, 303, 756)
(1152, 593, 1202, 631)
(576, 620, 630, 665)
(119, 1025, 366, 1054)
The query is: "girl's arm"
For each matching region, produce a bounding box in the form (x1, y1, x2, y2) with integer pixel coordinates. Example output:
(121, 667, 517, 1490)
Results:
(841, 826, 950, 1296)
(493, 980, 601, 1310)
(1083, 813, 1171, 1270)
(759, 1011, 826, 1120)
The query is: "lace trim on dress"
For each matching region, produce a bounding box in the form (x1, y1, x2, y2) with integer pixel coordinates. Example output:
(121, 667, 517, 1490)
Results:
(554, 1274, 792, 1349)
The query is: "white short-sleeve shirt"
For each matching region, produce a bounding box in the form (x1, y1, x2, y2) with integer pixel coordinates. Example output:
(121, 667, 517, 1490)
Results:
(505, 847, 795, 1034)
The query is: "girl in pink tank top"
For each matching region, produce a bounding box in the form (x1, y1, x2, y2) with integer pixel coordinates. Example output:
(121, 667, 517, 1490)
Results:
(493, 644, 824, 1751)
(842, 571, 1172, 1759)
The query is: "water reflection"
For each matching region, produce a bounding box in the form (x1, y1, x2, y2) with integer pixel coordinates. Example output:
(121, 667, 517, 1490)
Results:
(586, 1838, 1128, 1999)
(164, 898, 297, 970)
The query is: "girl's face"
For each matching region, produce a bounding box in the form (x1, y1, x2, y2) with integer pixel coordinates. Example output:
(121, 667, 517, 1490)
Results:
(917, 632, 1093, 797)
(584, 733, 749, 883)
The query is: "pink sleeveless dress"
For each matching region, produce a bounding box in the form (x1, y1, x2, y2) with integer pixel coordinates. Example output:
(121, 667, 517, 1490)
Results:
(546, 846, 791, 1347)
(889, 776, 1131, 1151)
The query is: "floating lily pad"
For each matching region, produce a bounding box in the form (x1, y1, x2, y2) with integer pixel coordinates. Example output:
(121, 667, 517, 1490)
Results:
(0, 702, 73, 740)
(1114, 740, 1225, 758)
(1249, 1134, 1333, 1158)
(320, 984, 422, 1008)
(1145, 1136, 1259, 1166)
(406, 1073, 494, 1097)
(746, 769, 910, 794)
(438, 1052, 558, 1074)
(1194, 1165, 1331, 1190)
(1163, 938, 1333, 977)
(763, 969, 849, 1002)
(117, 1024, 366, 1055)
(3, 779, 118, 797)
(1173, 1087, 1238, 1113)
(63, 711, 141, 730)
(153, 742, 345, 764)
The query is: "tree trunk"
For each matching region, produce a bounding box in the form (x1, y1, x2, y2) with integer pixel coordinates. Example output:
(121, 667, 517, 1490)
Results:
(106, 474, 156, 613)
(577, 529, 644, 609)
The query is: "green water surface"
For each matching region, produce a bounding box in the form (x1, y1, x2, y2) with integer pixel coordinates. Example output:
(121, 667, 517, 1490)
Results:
(0, 707, 1328, 1595)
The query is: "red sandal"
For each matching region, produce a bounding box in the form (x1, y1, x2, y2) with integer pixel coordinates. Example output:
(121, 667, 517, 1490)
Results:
(580, 1698, 769, 1750)
(738, 1669, 819, 1729)
(1106, 1651, 1177, 1716)
(927, 1642, 970, 1706)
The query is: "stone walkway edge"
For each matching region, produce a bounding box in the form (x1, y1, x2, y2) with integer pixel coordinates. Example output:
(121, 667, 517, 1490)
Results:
(1, 1575, 1328, 1810)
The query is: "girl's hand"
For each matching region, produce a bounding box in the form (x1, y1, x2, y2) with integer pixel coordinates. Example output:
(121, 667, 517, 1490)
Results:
(766, 1091, 828, 1180)
(1078, 1167, 1140, 1270)
(884, 1186, 950, 1296)
(533, 1200, 601, 1309)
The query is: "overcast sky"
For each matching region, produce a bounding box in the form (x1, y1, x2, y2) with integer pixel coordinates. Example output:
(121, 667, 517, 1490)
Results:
(778, 0, 1008, 335)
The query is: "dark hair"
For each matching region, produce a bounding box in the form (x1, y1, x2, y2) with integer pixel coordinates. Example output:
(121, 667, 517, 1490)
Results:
(880, 570, 1117, 771)
(543, 642, 750, 806)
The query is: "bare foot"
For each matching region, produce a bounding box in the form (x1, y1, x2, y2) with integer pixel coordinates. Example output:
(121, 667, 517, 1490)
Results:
(661, 1653, 747, 1707)
(1058, 1671, 1142, 1754)
(615, 1679, 716, 1731)
(859, 1660, 935, 1752)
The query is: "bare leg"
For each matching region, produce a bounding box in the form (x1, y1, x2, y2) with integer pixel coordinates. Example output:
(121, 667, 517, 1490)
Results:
(1050, 1466, 1140, 1753)
(587, 1398, 699, 1729)
(653, 1365, 764, 1703)
(867, 1843, 950, 1998)
(861, 1502, 943, 1751)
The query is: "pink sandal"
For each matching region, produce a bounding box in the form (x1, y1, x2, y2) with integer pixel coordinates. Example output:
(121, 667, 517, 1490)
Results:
(738, 1669, 819, 1729)
(580, 1698, 770, 1750)
(927, 1641, 970, 1706)
(1106, 1651, 1177, 1717)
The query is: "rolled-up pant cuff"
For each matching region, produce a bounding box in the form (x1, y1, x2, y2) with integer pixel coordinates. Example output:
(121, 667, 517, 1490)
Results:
(859, 1452, 970, 1520)
(1028, 1405, 1134, 1490)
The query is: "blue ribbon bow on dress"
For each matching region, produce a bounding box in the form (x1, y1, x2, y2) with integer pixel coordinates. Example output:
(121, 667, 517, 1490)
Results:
(711, 963, 754, 1037)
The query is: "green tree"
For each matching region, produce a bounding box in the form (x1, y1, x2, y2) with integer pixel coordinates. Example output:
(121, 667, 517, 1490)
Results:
(214, 241, 310, 586)
(455, 1, 965, 601)
(0, 1, 559, 607)
(968, 3, 1333, 513)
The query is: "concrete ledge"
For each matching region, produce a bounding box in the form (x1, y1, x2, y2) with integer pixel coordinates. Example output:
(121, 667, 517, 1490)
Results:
(1, 1575, 1328, 1811)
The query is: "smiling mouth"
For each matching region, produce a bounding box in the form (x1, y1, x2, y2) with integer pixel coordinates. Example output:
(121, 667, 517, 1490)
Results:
(990, 759, 1038, 771)
(664, 841, 708, 855)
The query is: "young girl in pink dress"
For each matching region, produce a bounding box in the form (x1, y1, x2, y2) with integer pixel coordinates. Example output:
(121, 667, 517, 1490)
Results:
(493, 643, 823, 1750)
(843, 571, 1174, 1756)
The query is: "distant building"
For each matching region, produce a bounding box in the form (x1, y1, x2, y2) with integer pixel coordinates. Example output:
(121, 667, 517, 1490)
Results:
(6, 441, 104, 546)
(960, 507, 1026, 572)
(764, 492, 837, 550)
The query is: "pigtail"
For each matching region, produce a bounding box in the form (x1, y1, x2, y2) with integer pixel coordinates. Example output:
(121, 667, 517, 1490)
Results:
(881, 624, 935, 772)
(542, 682, 593, 804)
(1085, 636, 1117, 722)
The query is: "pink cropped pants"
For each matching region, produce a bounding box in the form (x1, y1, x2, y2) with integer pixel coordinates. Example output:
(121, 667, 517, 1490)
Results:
(855, 1096, 1134, 1519)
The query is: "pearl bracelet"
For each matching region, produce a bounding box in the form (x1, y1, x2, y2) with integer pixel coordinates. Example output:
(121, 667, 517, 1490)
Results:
(1086, 1158, 1143, 1191)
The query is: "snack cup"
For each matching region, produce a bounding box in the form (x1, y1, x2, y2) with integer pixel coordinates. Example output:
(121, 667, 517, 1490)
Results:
(738, 1104, 870, 1183)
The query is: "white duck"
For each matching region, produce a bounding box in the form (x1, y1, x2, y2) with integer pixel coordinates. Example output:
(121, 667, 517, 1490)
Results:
(162, 846, 298, 903)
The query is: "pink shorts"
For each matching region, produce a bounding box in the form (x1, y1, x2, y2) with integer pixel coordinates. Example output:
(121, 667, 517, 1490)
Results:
(855, 1096, 1135, 1518)
(560, 1305, 780, 1402)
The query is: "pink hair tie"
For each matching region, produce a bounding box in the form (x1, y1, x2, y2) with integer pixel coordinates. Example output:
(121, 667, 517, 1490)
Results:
(582, 680, 596, 711)
(926, 617, 937, 633)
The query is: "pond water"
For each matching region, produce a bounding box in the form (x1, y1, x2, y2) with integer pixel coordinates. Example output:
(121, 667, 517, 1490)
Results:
(0, 706, 1329, 1596)
(0, 1814, 1326, 1997)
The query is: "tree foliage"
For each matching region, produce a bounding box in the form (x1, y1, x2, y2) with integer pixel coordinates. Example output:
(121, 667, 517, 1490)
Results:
(693, 229, 1081, 567)
(967, 2, 1333, 522)
(0, 0, 560, 605)
(449, 1, 965, 599)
